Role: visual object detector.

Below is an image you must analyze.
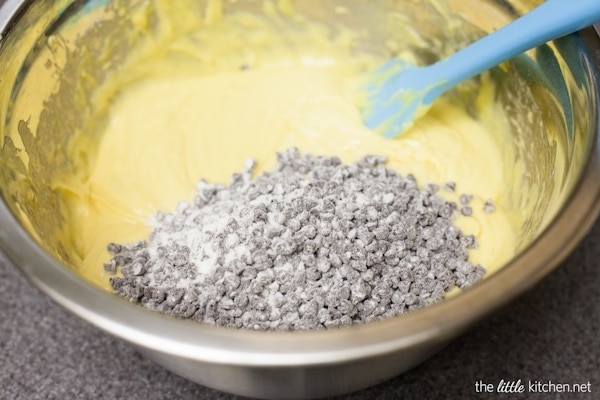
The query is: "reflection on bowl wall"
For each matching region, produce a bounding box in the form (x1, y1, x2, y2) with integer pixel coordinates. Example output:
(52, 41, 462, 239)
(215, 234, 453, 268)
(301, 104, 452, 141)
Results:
(0, 0, 599, 399)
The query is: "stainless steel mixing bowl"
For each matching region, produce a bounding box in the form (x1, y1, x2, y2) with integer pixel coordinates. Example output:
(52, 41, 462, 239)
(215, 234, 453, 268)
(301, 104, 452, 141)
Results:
(0, 0, 599, 398)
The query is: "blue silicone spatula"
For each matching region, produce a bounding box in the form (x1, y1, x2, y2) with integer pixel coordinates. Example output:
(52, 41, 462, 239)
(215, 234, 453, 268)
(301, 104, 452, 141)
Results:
(363, 0, 600, 139)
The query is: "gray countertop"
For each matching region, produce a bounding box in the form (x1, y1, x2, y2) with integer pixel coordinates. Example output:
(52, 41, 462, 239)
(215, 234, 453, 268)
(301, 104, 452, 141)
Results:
(1, 218, 599, 400)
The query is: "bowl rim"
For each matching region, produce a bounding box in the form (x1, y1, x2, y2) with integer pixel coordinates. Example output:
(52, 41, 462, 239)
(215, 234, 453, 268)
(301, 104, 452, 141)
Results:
(0, 0, 599, 368)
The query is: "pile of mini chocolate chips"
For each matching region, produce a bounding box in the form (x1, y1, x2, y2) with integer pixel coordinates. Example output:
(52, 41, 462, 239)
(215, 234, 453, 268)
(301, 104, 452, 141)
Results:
(106, 148, 488, 330)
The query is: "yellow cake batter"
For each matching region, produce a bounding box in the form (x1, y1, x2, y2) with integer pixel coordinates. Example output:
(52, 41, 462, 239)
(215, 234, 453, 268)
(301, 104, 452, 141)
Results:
(54, 0, 520, 290)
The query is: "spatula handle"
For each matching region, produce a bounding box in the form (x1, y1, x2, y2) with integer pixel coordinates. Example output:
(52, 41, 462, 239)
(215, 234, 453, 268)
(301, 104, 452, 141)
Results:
(426, 0, 600, 102)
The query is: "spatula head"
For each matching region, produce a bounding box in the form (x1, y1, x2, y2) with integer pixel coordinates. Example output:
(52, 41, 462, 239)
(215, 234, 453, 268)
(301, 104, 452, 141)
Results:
(362, 59, 437, 139)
